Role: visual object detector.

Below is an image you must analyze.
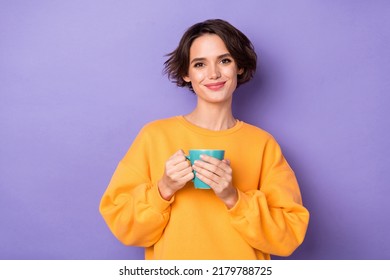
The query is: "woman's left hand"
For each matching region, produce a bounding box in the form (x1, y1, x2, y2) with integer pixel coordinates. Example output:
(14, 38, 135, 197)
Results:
(193, 155, 238, 209)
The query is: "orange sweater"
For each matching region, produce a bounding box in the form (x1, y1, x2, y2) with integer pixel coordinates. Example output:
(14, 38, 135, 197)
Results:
(99, 116, 309, 259)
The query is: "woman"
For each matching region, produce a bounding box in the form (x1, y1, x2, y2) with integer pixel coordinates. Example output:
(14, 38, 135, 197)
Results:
(99, 19, 309, 260)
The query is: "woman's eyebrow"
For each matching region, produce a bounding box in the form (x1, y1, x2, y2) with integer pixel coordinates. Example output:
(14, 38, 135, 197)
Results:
(190, 53, 232, 64)
(218, 53, 232, 59)
(190, 57, 205, 65)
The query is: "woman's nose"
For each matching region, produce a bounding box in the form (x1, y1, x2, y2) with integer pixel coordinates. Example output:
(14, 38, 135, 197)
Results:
(208, 64, 221, 79)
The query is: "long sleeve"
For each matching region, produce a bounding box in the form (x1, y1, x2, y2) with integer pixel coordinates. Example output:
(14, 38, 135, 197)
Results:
(99, 127, 173, 247)
(228, 137, 309, 256)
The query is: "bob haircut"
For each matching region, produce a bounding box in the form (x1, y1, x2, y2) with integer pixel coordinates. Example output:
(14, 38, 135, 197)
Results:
(163, 19, 257, 92)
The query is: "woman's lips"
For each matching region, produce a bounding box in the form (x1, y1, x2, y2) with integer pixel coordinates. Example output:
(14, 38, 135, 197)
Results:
(204, 81, 226, 91)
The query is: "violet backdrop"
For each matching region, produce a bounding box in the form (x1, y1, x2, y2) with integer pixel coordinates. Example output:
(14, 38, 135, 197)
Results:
(1, 0, 389, 259)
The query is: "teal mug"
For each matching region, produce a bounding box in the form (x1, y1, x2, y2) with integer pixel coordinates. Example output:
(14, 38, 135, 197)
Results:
(186, 149, 225, 189)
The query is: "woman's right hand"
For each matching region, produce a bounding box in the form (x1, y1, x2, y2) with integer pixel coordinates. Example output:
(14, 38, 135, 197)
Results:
(158, 149, 194, 201)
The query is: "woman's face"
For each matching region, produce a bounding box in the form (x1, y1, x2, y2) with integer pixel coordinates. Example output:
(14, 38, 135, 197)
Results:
(184, 34, 243, 105)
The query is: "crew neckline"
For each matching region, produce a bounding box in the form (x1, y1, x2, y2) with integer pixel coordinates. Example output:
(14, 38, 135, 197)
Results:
(175, 115, 244, 136)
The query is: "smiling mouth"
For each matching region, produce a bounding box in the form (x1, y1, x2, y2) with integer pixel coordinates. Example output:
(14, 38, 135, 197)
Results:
(204, 82, 226, 91)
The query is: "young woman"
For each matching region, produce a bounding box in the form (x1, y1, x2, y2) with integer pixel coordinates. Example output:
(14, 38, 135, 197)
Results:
(100, 19, 309, 260)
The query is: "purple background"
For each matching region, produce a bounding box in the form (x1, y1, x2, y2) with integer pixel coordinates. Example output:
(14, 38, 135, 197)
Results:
(1, 1, 389, 260)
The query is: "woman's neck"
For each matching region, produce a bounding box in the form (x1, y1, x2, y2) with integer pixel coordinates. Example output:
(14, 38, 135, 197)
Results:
(184, 104, 236, 131)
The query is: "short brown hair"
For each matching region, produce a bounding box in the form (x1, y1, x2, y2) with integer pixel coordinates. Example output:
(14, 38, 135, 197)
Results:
(163, 19, 257, 92)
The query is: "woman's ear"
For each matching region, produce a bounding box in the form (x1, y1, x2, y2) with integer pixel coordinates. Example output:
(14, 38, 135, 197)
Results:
(183, 76, 191, 82)
(238, 68, 244, 75)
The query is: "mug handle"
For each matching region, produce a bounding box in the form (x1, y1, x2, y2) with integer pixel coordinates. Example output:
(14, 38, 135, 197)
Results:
(184, 155, 195, 182)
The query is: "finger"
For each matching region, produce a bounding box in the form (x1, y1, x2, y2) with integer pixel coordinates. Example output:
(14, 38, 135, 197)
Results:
(168, 149, 186, 161)
(195, 167, 219, 184)
(170, 165, 194, 182)
(195, 171, 220, 190)
(199, 154, 222, 165)
(222, 159, 231, 165)
(193, 162, 232, 186)
(168, 152, 187, 166)
(175, 159, 192, 171)
(200, 155, 231, 172)
(195, 161, 229, 182)
(175, 149, 185, 156)
(194, 159, 227, 177)
(180, 166, 195, 181)
(166, 159, 191, 177)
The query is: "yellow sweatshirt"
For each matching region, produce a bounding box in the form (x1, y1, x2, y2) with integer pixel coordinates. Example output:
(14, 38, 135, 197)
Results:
(99, 116, 309, 260)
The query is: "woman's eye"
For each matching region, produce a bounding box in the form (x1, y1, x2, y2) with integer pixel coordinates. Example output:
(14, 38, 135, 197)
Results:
(221, 58, 232, 64)
(194, 62, 205, 68)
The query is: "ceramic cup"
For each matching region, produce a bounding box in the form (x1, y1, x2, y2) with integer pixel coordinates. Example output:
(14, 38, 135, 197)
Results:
(186, 149, 225, 189)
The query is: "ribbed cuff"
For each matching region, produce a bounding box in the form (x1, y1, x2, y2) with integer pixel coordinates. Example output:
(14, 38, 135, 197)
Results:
(148, 182, 174, 213)
(228, 189, 251, 218)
